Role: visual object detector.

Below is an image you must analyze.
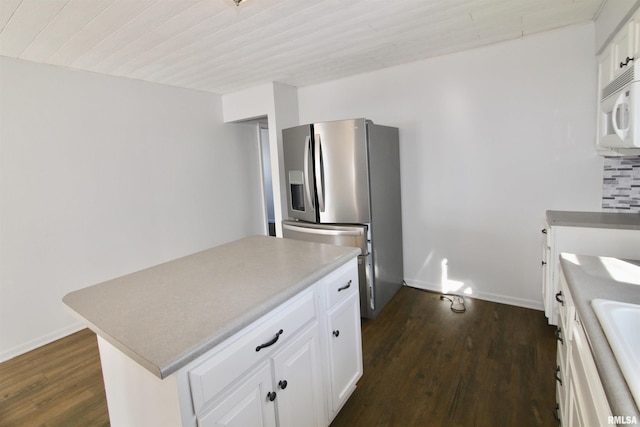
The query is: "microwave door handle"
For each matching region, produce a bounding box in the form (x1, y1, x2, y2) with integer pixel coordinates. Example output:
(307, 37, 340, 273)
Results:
(314, 134, 325, 213)
(303, 135, 314, 209)
(612, 92, 629, 140)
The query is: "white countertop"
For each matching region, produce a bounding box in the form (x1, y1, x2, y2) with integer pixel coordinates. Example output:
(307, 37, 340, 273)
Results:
(559, 253, 640, 419)
(63, 236, 360, 379)
(547, 210, 640, 230)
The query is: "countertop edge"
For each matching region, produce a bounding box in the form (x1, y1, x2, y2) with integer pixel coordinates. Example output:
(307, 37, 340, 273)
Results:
(64, 244, 360, 379)
(546, 210, 640, 230)
(158, 250, 358, 378)
(559, 255, 640, 419)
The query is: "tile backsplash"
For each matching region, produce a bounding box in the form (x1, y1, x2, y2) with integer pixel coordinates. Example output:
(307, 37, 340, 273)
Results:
(603, 156, 640, 213)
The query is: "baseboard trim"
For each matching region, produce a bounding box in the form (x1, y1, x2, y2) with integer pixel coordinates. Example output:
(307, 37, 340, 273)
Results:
(0, 321, 85, 363)
(403, 279, 544, 312)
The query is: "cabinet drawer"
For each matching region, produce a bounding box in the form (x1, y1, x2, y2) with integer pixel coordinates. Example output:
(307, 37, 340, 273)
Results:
(189, 288, 316, 415)
(324, 260, 359, 310)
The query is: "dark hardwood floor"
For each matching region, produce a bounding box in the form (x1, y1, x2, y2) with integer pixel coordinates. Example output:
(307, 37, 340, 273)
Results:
(330, 287, 558, 427)
(0, 286, 557, 427)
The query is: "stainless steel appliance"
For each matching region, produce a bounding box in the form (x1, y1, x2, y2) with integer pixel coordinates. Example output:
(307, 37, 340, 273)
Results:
(281, 118, 403, 319)
(599, 62, 640, 149)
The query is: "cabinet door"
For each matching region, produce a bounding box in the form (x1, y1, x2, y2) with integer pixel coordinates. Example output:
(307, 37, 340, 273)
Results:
(599, 46, 615, 90)
(326, 293, 363, 414)
(633, 16, 640, 61)
(613, 22, 635, 78)
(541, 226, 552, 321)
(198, 362, 276, 427)
(569, 320, 611, 427)
(272, 323, 326, 427)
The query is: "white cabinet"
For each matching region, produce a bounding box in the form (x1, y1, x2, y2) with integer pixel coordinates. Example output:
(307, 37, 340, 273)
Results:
(555, 271, 611, 427)
(98, 258, 362, 427)
(598, 46, 615, 90)
(188, 288, 318, 416)
(271, 323, 326, 427)
(598, 10, 639, 89)
(318, 258, 363, 421)
(326, 292, 362, 417)
(541, 223, 640, 326)
(596, 8, 640, 154)
(190, 260, 361, 427)
(199, 362, 276, 427)
(569, 316, 611, 427)
(612, 22, 635, 79)
(201, 323, 326, 427)
(554, 271, 573, 423)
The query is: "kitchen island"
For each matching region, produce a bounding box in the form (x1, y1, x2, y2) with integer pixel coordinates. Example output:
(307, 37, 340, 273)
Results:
(63, 236, 362, 427)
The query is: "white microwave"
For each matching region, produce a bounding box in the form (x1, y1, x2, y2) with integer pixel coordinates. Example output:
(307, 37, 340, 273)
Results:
(599, 63, 640, 149)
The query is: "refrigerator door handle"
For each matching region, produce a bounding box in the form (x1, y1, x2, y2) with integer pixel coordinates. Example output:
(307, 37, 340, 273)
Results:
(303, 135, 314, 209)
(282, 223, 364, 237)
(314, 134, 325, 212)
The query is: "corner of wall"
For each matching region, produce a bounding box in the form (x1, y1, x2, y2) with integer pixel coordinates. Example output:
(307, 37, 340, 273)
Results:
(219, 81, 301, 238)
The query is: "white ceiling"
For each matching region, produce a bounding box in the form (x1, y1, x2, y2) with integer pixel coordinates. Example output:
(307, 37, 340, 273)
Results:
(0, 0, 604, 95)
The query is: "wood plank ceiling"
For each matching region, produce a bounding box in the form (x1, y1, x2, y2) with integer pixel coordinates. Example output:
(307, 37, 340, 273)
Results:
(0, 0, 604, 94)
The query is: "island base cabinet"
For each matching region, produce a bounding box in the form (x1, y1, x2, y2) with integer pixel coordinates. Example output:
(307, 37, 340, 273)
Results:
(326, 292, 363, 419)
(198, 362, 276, 427)
(95, 258, 361, 427)
(197, 325, 326, 427)
(97, 336, 195, 427)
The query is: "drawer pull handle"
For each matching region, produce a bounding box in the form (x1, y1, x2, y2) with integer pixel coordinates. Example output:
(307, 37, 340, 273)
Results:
(555, 291, 564, 306)
(541, 228, 547, 234)
(256, 329, 284, 352)
(333, 330, 340, 337)
(267, 391, 277, 402)
(278, 380, 288, 390)
(555, 366, 563, 385)
(338, 280, 352, 292)
(555, 327, 564, 345)
(541, 260, 547, 266)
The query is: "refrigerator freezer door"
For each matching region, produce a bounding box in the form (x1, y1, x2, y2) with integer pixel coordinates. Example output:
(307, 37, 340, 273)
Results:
(283, 125, 317, 223)
(313, 119, 370, 224)
(282, 220, 374, 317)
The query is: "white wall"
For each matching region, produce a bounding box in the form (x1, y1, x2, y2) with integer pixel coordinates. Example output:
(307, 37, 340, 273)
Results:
(0, 57, 264, 361)
(298, 23, 603, 309)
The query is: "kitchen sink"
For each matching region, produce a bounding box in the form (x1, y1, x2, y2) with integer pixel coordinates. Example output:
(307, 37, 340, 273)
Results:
(592, 299, 640, 408)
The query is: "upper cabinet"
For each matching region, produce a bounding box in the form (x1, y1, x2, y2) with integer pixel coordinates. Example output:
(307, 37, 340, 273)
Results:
(613, 20, 635, 79)
(599, 15, 640, 87)
(596, 3, 640, 155)
(595, 0, 640, 55)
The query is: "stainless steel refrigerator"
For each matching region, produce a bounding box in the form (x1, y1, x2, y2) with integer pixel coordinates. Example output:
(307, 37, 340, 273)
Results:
(281, 118, 403, 319)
